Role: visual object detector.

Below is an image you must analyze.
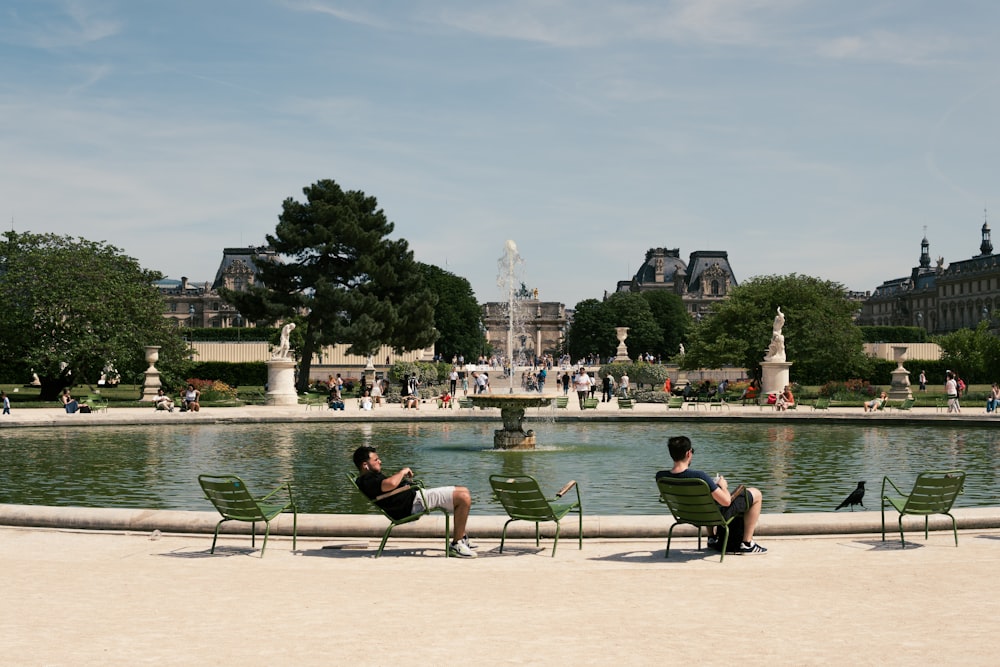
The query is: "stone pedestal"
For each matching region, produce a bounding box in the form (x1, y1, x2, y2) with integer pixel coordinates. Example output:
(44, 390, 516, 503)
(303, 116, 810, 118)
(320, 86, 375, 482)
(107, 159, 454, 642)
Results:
(265, 358, 299, 406)
(614, 326, 630, 362)
(760, 361, 792, 403)
(889, 345, 912, 400)
(140, 346, 162, 402)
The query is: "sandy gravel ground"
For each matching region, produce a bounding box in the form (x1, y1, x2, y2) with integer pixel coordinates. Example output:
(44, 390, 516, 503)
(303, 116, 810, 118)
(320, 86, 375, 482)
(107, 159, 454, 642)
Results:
(2, 525, 998, 666)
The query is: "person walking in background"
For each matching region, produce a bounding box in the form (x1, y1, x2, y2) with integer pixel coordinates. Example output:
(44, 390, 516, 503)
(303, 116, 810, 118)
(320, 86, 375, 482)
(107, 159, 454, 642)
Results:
(945, 371, 961, 413)
(919, 370, 927, 392)
(602, 373, 614, 402)
(1, 391, 9, 415)
(573, 367, 592, 408)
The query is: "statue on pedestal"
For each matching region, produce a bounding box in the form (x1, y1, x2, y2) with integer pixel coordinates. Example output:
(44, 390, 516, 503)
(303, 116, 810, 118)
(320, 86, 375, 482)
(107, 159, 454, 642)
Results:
(764, 307, 786, 363)
(273, 323, 296, 360)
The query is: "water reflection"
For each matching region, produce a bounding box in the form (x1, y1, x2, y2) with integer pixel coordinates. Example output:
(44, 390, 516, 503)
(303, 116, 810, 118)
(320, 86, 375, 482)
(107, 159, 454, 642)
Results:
(0, 422, 997, 515)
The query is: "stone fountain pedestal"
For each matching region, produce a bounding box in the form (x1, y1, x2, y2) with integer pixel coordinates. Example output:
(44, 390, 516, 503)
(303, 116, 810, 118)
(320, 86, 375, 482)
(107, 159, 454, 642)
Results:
(889, 345, 912, 401)
(265, 358, 299, 406)
(468, 394, 553, 449)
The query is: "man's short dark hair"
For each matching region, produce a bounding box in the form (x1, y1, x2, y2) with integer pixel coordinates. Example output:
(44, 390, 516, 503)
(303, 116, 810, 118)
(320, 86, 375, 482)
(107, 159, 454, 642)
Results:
(667, 435, 692, 461)
(353, 445, 377, 470)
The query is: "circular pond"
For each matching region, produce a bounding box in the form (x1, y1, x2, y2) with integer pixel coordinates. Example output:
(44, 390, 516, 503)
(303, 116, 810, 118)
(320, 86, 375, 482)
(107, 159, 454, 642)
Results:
(0, 421, 996, 514)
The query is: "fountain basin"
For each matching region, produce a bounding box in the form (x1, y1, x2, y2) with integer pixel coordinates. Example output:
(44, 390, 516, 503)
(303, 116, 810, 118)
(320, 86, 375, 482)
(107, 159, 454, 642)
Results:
(467, 394, 553, 449)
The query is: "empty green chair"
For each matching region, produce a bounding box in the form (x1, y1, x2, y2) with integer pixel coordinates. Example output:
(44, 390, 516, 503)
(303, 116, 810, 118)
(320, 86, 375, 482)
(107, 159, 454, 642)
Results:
(881, 470, 966, 548)
(489, 475, 582, 557)
(554, 396, 569, 409)
(666, 396, 685, 411)
(346, 473, 451, 557)
(198, 474, 297, 557)
(656, 477, 735, 562)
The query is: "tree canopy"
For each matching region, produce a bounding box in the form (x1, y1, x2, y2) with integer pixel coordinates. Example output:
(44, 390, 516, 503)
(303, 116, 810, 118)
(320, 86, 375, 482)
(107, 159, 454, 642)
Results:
(417, 263, 485, 361)
(566, 292, 687, 362)
(222, 179, 437, 391)
(682, 274, 869, 385)
(0, 231, 188, 400)
(934, 320, 1000, 383)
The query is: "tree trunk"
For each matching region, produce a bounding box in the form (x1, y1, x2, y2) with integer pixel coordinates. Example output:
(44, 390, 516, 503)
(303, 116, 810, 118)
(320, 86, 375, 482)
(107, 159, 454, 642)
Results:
(38, 376, 69, 403)
(296, 326, 317, 393)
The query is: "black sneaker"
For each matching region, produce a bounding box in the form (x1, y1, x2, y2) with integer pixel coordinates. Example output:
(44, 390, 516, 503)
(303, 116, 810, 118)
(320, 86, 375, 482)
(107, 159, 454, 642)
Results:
(739, 541, 767, 554)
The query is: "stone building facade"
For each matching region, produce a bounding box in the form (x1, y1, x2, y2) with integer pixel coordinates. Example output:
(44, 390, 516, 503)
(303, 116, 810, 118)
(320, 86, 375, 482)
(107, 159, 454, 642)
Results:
(859, 219, 999, 334)
(157, 246, 276, 329)
(615, 247, 738, 321)
(481, 298, 568, 362)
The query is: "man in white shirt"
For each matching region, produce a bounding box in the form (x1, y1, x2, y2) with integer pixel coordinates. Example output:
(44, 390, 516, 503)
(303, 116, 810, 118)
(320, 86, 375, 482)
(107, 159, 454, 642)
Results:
(573, 368, 592, 408)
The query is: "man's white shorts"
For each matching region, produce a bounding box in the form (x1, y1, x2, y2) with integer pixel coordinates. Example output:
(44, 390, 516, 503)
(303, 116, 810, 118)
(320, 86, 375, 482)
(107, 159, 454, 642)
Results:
(412, 485, 457, 514)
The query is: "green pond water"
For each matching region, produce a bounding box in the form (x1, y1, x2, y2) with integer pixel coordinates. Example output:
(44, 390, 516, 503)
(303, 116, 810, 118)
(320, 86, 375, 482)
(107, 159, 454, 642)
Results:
(0, 421, 996, 514)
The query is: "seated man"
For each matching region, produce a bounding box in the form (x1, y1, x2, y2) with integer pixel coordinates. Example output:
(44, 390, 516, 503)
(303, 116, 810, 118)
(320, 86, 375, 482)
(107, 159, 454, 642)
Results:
(153, 388, 175, 412)
(863, 391, 888, 412)
(655, 435, 766, 554)
(352, 446, 476, 558)
(327, 386, 345, 410)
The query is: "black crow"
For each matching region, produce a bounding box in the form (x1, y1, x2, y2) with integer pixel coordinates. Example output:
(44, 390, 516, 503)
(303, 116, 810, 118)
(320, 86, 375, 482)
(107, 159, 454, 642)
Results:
(835, 481, 866, 511)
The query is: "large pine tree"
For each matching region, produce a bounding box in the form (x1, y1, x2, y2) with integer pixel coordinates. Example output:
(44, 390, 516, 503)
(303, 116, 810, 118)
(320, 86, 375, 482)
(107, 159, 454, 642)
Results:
(224, 179, 437, 390)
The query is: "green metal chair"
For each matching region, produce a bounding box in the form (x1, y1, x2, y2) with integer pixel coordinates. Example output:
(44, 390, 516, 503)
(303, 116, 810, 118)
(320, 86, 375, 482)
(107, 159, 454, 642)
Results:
(812, 397, 830, 411)
(554, 396, 569, 409)
(489, 475, 582, 557)
(86, 394, 109, 413)
(656, 476, 735, 562)
(618, 398, 634, 409)
(881, 470, 966, 548)
(666, 396, 685, 411)
(346, 473, 451, 557)
(197, 474, 297, 557)
(891, 397, 915, 412)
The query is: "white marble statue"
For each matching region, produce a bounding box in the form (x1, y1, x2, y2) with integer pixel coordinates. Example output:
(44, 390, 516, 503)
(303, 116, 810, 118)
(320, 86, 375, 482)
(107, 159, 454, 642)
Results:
(764, 307, 786, 362)
(273, 323, 296, 360)
(679, 343, 685, 356)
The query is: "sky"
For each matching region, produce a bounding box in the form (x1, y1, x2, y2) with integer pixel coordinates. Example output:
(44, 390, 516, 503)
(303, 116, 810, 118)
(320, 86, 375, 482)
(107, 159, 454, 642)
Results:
(3, 1, 1000, 308)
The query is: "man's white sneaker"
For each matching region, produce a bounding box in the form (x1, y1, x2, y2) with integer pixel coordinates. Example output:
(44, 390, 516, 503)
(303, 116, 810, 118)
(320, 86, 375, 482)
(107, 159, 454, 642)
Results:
(450, 540, 477, 558)
(461, 535, 478, 550)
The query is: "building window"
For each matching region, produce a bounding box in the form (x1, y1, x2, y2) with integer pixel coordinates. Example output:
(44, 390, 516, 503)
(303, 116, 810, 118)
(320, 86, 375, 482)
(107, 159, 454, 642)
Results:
(711, 280, 720, 296)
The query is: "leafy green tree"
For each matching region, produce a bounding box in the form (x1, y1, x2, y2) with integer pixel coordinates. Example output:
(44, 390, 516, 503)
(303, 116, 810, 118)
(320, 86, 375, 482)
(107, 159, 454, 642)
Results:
(683, 274, 869, 385)
(566, 294, 663, 361)
(222, 179, 437, 391)
(603, 292, 663, 359)
(0, 231, 188, 400)
(565, 298, 614, 360)
(640, 290, 691, 359)
(417, 263, 485, 361)
(934, 321, 1000, 382)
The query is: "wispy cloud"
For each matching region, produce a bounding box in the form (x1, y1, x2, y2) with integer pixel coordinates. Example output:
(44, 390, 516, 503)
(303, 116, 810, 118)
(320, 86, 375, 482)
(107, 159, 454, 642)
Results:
(282, 0, 394, 30)
(2, 0, 121, 50)
(433, 0, 797, 48)
(816, 29, 960, 65)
